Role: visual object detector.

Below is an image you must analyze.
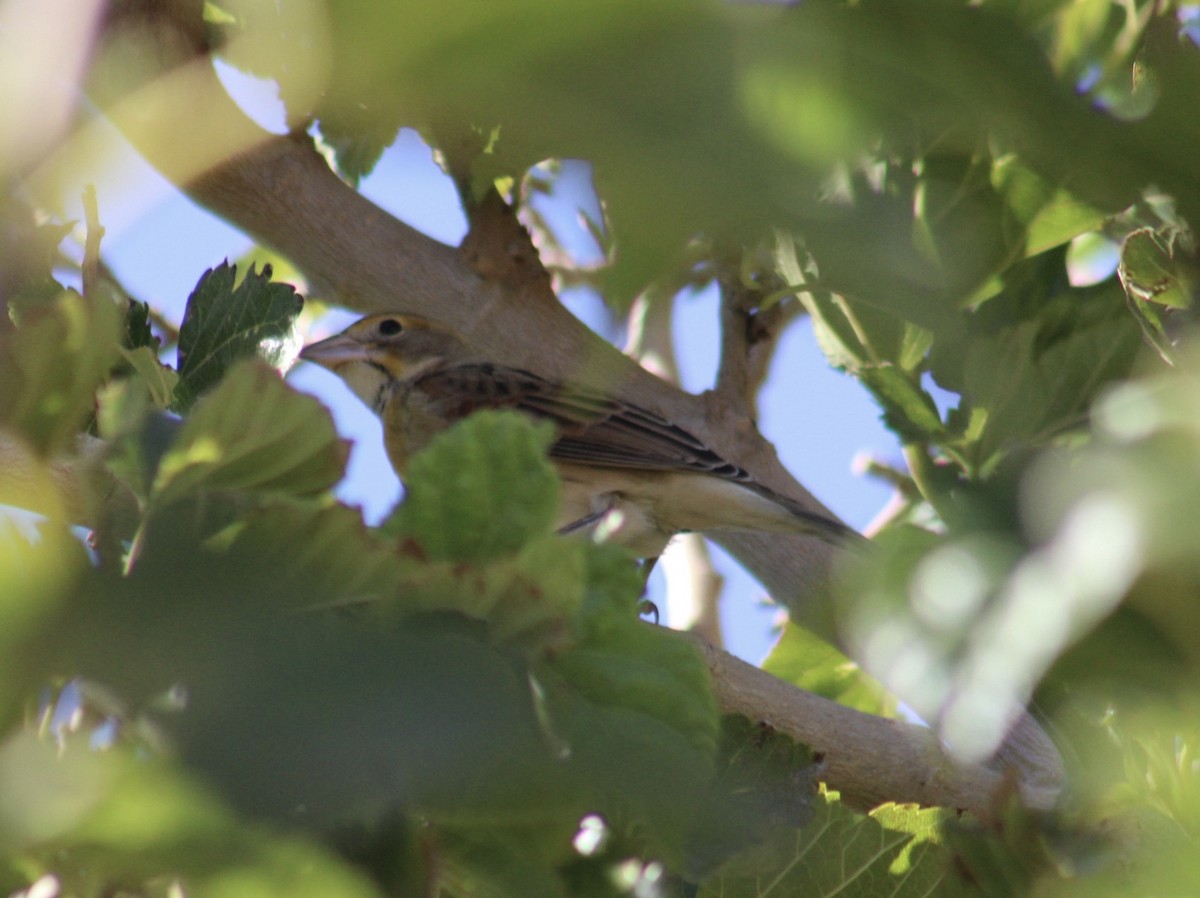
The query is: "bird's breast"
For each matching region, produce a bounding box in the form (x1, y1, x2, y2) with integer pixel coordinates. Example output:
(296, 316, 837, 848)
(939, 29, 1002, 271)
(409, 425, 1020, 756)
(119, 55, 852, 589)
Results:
(380, 387, 453, 476)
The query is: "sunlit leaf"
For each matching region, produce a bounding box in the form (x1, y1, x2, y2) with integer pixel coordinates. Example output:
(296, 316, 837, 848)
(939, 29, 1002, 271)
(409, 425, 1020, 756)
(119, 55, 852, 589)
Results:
(702, 788, 951, 897)
(763, 622, 895, 718)
(994, 156, 1107, 257)
(119, 346, 179, 408)
(1118, 227, 1195, 310)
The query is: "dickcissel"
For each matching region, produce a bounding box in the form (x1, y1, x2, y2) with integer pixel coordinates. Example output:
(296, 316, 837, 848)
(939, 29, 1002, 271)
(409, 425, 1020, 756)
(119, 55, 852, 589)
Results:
(300, 314, 859, 557)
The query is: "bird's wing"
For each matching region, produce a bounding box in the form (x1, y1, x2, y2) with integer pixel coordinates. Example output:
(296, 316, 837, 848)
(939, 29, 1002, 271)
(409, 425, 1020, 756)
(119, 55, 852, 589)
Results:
(413, 362, 863, 546)
(412, 363, 753, 480)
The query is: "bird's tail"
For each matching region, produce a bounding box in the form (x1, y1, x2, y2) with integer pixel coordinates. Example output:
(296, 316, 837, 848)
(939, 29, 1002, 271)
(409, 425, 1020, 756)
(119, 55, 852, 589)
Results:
(739, 481, 866, 549)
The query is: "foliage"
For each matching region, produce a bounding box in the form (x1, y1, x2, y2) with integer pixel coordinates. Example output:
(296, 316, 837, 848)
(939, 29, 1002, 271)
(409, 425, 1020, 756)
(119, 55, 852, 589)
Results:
(0, 247, 730, 893)
(702, 788, 949, 898)
(5, 0, 1200, 896)
(172, 261, 305, 413)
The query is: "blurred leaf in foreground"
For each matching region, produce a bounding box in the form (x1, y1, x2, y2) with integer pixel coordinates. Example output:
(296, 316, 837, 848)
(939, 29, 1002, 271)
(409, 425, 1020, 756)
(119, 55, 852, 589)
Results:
(151, 360, 346, 509)
(0, 290, 122, 455)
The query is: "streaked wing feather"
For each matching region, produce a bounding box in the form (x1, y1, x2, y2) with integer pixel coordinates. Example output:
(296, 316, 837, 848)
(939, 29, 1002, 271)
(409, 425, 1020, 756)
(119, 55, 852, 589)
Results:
(413, 363, 752, 480)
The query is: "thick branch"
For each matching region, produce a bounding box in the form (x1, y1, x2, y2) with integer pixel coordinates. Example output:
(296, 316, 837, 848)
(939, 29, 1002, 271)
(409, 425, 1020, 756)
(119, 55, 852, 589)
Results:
(681, 631, 1063, 813)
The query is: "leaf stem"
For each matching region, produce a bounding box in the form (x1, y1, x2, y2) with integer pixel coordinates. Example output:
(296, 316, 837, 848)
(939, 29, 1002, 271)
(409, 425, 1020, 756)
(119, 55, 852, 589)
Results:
(81, 184, 105, 301)
(902, 443, 952, 526)
(123, 519, 147, 575)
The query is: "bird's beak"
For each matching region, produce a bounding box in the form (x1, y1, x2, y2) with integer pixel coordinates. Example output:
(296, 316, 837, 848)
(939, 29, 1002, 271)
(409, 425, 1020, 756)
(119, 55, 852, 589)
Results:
(298, 333, 367, 370)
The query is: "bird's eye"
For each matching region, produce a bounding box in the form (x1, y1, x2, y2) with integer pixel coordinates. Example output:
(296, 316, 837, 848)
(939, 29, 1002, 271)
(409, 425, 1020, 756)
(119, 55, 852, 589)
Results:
(377, 318, 403, 337)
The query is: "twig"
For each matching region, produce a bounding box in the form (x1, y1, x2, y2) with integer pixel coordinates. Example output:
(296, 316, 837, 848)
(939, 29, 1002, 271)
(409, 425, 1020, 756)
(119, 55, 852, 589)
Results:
(714, 262, 795, 422)
(81, 184, 104, 300)
(661, 535, 725, 648)
(626, 292, 726, 648)
(714, 267, 756, 420)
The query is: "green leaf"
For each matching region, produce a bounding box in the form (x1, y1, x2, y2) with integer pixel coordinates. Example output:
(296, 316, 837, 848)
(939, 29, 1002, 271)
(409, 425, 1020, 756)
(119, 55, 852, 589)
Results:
(239, 0, 1198, 302)
(385, 410, 560, 562)
(359, 538, 585, 657)
(0, 203, 74, 317)
(0, 732, 386, 897)
(763, 622, 895, 717)
(173, 262, 304, 413)
(993, 156, 1107, 257)
(898, 323, 935, 372)
(550, 620, 718, 759)
(0, 290, 123, 455)
(797, 291, 871, 372)
(939, 795, 1074, 896)
(0, 487, 83, 727)
(1118, 227, 1195, 310)
(202, 1, 237, 25)
(929, 278, 1141, 471)
(219, 501, 405, 611)
(494, 536, 586, 647)
(1121, 289, 1176, 366)
(317, 116, 400, 186)
(775, 232, 867, 370)
(151, 360, 346, 508)
(578, 541, 644, 622)
(541, 667, 718, 867)
(958, 289, 1139, 467)
(222, 478, 586, 658)
(433, 826, 571, 898)
(119, 346, 179, 408)
(122, 299, 159, 351)
(777, 234, 935, 375)
(859, 366, 945, 444)
(684, 716, 820, 879)
(42, 535, 562, 827)
(96, 377, 161, 503)
(910, 154, 1012, 301)
(703, 788, 953, 897)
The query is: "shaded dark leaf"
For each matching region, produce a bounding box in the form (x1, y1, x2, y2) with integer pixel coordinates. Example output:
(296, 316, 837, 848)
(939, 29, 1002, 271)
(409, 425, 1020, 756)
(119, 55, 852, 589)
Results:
(174, 262, 303, 412)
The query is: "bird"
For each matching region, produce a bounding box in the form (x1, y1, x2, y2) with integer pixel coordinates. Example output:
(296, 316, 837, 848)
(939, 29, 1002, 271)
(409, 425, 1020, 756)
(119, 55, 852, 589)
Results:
(299, 313, 860, 558)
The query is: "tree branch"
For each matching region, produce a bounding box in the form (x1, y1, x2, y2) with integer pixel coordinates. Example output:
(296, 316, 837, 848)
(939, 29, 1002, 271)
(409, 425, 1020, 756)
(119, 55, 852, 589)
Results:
(679, 630, 1063, 813)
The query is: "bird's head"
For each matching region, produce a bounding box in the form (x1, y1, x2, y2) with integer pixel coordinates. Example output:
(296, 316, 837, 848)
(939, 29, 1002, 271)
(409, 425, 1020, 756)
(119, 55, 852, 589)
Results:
(299, 314, 467, 413)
